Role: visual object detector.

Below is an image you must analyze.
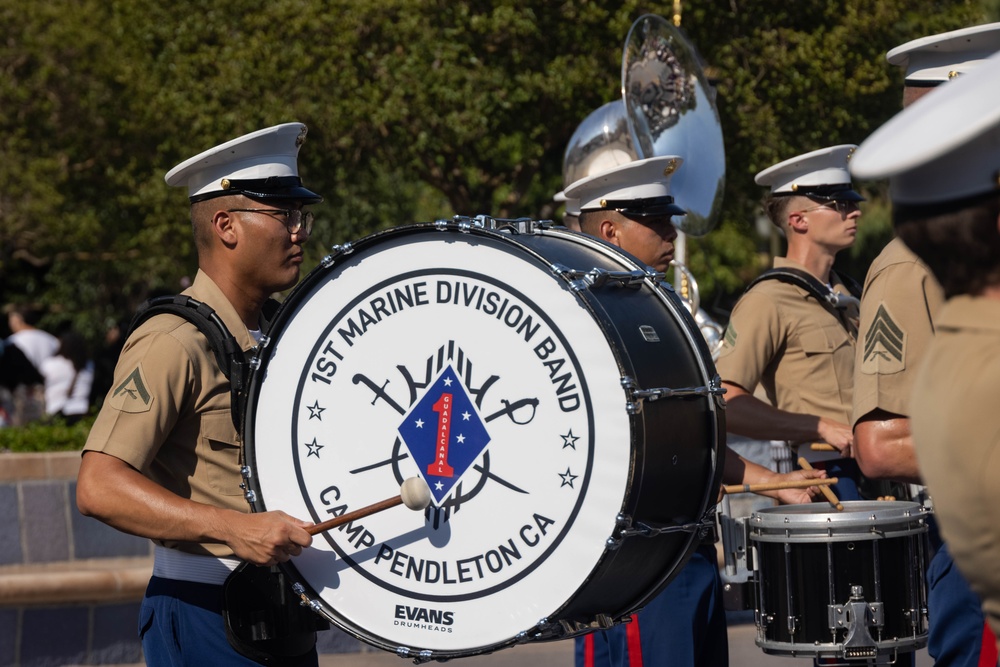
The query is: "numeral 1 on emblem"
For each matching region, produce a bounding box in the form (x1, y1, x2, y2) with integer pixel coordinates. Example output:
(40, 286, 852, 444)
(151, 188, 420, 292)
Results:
(429, 393, 455, 477)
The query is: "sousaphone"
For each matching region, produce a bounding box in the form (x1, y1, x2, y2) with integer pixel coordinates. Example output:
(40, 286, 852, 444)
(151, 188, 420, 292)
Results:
(563, 14, 726, 237)
(562, 14, 727, 357)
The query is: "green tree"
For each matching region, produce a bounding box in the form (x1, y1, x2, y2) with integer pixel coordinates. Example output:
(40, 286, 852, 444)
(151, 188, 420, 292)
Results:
(0, 0, 988, 342)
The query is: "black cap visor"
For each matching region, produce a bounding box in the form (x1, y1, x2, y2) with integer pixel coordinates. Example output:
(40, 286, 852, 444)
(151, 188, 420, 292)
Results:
(583, 195, 686, 218)
(778, 183, 865, 202)
(190, 176, 323, 204)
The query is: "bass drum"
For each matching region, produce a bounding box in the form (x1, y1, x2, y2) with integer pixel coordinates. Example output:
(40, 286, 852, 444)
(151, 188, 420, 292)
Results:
(242, 220, 725, 659)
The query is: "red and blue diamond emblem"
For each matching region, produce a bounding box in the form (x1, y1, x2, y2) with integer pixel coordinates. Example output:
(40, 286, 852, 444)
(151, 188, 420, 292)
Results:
(398, 365, 491, 504)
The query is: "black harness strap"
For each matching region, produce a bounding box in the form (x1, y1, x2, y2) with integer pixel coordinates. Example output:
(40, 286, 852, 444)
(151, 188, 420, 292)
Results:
(125, 295, 249, 431)
(747, 267, 861, 309)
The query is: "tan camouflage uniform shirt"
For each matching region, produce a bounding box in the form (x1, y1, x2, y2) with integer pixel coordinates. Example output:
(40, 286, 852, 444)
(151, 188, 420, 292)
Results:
(84, 270, 256, 557)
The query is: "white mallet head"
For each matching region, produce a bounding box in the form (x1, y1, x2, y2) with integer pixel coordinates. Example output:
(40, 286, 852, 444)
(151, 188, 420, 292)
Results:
(400, 477, 432, 510)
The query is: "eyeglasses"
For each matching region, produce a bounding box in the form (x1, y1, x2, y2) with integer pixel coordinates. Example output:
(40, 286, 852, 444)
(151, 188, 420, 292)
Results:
(227, 208, 315, 235)
(796, 200, 859, 216)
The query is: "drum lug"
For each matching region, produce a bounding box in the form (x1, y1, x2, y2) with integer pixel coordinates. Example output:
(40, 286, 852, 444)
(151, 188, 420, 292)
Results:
(239, 466, 257, 504)
(394, 646, 434, 664)
(622, 374, 725, 414)
(551, 264, 656, 292)
(828, 585, 883, 660)
(519, 614, 618, 642)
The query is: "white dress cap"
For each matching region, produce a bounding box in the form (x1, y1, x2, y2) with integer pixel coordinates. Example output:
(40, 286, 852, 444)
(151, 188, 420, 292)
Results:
(553, 190, 581, 217)
(563, 155, 686, 218)
(851, 49, 1000, 206)
(164, 122, 322, 203)
(887, 22, 1000, 85)
(755, 144, 863, 201)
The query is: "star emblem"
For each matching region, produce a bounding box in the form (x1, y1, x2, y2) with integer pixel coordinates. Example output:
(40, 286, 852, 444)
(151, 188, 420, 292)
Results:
(561, 430, 579, 450)
(415, 418, 424, 428)
(435, 481, 444, 491)
(307, 401, 325, 420)
(443, 377, 453, 387)
(305, 438, 323, 458)
(456, 434, 466, 444)
(559, 468, 578, 488)
(462, 411, 471, 421)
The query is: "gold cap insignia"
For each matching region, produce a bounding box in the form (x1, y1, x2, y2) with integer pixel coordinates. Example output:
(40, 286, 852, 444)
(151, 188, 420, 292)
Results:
(221, 178, 232, 190)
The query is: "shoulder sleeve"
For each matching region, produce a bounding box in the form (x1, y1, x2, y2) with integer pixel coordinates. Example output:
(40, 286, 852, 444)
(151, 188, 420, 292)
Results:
(715, 286, 783, 392)
(853, 261, 941, 423)
(84, 325, 196, 472)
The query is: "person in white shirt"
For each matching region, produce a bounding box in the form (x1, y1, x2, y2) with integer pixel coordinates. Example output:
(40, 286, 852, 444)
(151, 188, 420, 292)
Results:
(40, 331, 94, 423)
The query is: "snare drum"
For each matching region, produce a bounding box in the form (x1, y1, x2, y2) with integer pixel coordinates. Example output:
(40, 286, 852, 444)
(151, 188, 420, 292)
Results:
(749, 501, 929, 662)
(241, 220, 724, 659)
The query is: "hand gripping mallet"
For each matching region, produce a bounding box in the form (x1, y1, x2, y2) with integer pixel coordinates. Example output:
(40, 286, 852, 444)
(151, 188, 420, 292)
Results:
(306, 477, 432, 536)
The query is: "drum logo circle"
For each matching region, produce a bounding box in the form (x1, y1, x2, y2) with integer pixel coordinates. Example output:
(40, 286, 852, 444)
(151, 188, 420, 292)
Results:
(266, 264, 627, 626)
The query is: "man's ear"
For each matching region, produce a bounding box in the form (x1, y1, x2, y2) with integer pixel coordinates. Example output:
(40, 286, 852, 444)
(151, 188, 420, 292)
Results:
(787, 210, 808, 234)
(597, 217, 620, 244)
(213, 209, 238, 246)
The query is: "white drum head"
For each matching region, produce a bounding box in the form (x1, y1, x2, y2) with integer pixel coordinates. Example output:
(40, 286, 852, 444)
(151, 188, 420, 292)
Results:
(247, 228, 635, 654)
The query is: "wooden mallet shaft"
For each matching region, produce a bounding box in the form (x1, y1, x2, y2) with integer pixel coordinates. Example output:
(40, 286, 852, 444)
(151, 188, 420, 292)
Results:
(797, 457, 844, 511)
(306, 477, 432, 536)
(722, 477, 838, 495)
(307, 495, 403, 536)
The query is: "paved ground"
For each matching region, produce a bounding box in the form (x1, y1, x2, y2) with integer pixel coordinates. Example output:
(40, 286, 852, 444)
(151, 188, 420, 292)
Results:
(320, 615, 933, 666)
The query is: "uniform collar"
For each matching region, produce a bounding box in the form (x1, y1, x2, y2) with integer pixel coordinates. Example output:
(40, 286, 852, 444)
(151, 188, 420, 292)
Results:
(184, 270, 258, 352)
(772, 256, 850, 293)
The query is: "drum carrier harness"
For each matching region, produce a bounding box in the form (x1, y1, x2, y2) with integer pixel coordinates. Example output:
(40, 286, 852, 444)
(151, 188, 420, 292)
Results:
(745, 266, 862, 309)
(126, 294, 328, 665)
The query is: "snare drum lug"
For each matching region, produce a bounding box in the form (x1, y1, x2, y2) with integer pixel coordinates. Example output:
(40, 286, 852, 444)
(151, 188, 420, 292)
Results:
(243, 489, 257, 503)
(240, 465, 252, 479)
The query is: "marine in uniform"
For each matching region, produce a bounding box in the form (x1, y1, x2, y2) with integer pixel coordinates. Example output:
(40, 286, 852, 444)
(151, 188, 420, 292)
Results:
(564, 155, 827, 667)
(851, 46, 1000, 659)
(853, 25, 1000, 666)
(76, 123, 324, 665)
(716, 146, 864, 500)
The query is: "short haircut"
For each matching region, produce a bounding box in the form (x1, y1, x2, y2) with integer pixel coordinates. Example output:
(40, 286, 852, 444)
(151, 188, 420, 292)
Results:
(894, 191, 1000, 298)
(763, 195, 794, 229)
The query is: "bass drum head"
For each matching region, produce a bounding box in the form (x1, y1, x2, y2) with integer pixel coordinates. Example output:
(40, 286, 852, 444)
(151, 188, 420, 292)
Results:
(244, 223, 720, 657)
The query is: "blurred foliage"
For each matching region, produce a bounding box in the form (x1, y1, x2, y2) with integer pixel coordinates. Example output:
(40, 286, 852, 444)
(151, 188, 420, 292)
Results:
(0, 415, 96, 452)
(0, 0, 988, 352)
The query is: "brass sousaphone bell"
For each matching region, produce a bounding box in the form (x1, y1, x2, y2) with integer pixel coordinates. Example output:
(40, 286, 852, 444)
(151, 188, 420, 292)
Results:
(562, 14, 727, 357)
(563, 13, 726, 237)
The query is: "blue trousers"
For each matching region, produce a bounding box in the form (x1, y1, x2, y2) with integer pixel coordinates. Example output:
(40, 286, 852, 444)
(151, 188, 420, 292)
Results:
(139, 576, 319, 666)
(575, 545, 728, 667)
(927, 537, 998, 666)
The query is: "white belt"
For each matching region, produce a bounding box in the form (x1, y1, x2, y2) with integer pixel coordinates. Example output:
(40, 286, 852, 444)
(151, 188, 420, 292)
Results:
(152, 545, 241, 585)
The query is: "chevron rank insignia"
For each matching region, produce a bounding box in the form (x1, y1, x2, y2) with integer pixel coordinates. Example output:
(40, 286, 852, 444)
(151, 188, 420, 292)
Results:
(723, 322, 738, 349)
(861, 304, 906, 374)
(108, 365, 154, 413)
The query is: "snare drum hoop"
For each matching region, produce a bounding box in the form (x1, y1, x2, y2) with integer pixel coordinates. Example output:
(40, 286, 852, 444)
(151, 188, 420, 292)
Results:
(242, 222, 722, 654)
(749, 500, 928, 543)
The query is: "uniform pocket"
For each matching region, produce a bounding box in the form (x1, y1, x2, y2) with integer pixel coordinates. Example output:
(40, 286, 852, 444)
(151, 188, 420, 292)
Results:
(798, 324, 853, 398)
(201, 410, 244, 497)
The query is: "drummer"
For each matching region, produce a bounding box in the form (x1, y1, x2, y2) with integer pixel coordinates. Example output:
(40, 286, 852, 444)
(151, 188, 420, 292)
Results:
(76, 123, 325, 665)
(715, 146, 866, 501)
(852, 24, 1000, 666)
(564, 155, 828, 667)
(851, 45, 1000, 660)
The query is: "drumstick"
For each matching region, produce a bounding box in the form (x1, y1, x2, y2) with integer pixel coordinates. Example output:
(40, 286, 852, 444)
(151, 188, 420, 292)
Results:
(721, 477, 838, 495)
(306, 477, 432, 536)
(809, 443, 837, 452)
(797, 457, 843, 511)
